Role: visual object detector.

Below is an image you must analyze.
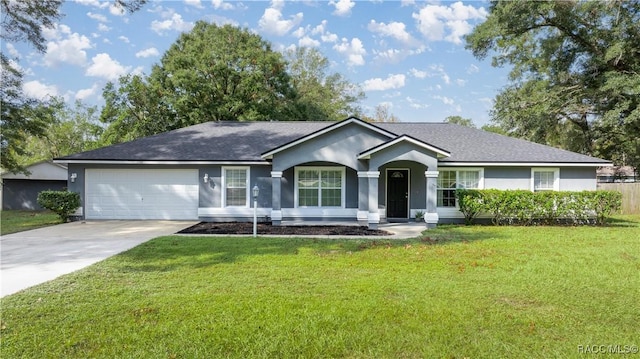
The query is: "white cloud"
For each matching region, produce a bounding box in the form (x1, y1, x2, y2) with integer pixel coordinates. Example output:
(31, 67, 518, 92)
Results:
(467, 64, 480, 74)
(362, 74, 406, 91)
(409, 68, 428, 79)
(23, 80, 58, 99)
(211, 0, 234, 10)
(456, 78, 466, 86)
(109, 3, 125, 16)
(412, 1, 487, 44)
(312, 20, 338, 43)
(98, 23, 111, 32)
(434, 95, 455, 105)
(135, 47, 160, 58)
(258, 1, 303, 36)
(43, 27, 92, 67)
(42, 23, 71, 41)
(75, 83, 99, 100)
(75, 0, 109, 9)
(299, 36, 320, 47)
(151, 13, 194, 35)
(185, 0, 204, 9)
(118, 35, 130, 43)
(87, 12, 108, 22)
(6, 43, 20, 58)
(406, 96, 429, 109)
(85, 53, 131, 80)
(401, 0, 415, 6)
(333, 37, 366, 66)
(409, 64, 451, 84)
(330, 0, 355, 17)
(368, 20, 419, 47)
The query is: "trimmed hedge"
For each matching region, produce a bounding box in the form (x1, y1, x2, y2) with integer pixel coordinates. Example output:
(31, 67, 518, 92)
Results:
(37, 190, 81, 222)
(456, 189, 622, 226)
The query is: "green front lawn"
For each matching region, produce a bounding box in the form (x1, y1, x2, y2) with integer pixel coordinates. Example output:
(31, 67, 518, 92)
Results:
(2, 217, 639, 358)
(0, 210, 60, 235)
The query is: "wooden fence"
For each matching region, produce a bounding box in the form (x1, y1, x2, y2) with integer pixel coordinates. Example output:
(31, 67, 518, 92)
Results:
(597, 183, 640, 214)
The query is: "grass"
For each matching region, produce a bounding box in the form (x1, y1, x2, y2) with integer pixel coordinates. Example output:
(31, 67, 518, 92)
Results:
(1, 216, 639, 358)
(0, 210, 60, 235)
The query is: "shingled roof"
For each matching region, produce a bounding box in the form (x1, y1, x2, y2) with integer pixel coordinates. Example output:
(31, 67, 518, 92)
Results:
(56, 119, 610, 165)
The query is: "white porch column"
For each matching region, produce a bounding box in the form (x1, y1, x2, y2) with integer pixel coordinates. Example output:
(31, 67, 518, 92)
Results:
(362, 171, 380, 229)
(356, 171, 370, 225)
(271, 171, 283, 225)
(425, 170, 439, 228)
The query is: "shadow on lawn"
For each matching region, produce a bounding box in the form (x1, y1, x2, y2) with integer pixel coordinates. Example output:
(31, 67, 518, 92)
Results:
(116, 227, 505, 273)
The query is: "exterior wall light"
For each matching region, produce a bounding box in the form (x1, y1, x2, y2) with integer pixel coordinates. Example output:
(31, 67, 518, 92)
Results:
(70, 173, 77, 183)
(203, 173, 209, 183)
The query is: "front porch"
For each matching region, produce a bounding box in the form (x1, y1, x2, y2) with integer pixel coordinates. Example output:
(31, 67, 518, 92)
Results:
(262, 118, 450, 229)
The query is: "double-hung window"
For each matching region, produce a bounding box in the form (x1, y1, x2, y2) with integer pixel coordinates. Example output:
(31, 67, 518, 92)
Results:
(223, 167, 249, 207)
(531, 168, 559, 192)
(437, 169, 483, 207)
(295, 167, 344, 207)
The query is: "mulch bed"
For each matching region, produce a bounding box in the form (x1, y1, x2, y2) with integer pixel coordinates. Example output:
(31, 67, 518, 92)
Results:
(178, 222, 392, 236)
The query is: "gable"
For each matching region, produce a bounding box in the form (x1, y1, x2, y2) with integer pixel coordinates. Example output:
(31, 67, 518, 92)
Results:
(261, 117, 395, 159)
(267, 120, 394, 171)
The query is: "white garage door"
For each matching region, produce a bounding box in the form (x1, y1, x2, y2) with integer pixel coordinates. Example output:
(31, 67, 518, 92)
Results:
(86, 169, 199, 220)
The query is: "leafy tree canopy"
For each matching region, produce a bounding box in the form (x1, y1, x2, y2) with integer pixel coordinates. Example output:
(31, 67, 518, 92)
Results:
(1, 0, 146, 173)
(466, 0, 640, 170)
(285, 47, 364, 121)
(444, 116, 476, 128)
(101, 23, 364, 143)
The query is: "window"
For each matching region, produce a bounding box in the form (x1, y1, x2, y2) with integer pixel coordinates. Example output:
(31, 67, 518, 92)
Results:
(437, 169, 483, 207)
(295, 167, 344, 207)
(532, 168, 559, 192)
(223, 167, 249, 207)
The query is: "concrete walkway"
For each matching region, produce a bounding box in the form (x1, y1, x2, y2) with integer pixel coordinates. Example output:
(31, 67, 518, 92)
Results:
(1, 220, 197, 297)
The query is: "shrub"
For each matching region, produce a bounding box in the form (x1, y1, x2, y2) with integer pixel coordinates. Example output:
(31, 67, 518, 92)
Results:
(37, 191, 81, 222)
(454, 189, 622, 226)
(455, 189, 483, 225)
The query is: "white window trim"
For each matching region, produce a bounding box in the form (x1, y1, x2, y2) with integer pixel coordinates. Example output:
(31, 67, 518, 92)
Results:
(294, 166, 346, 208)
(531, 168, 560, 192)
(222, 166, 250, 207)
(437, 168, 485, 208)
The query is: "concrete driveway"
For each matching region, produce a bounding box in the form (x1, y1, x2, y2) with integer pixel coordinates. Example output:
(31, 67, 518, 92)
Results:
(1, 220, 197, 297)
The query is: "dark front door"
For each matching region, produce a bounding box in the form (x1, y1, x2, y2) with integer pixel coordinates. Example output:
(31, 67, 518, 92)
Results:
(387, 169, 409, 219)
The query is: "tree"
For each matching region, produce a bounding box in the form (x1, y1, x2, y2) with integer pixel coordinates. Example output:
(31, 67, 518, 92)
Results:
(17, 99, 104, 164)
(444, 116, 476, 128)
(466, 1, 640, 170)
(285, 47, 364, 120)
(101, 22, 298, 140)
(363, 103, 399, 123)
(1, 0, 147, 173)
(480, 124, 507, 136)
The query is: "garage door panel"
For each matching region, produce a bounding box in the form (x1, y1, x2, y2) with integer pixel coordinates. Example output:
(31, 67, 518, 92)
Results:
(86, 169, 198, 220)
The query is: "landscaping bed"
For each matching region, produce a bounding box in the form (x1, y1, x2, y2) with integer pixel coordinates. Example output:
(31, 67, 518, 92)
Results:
(178, 222, 391, 236)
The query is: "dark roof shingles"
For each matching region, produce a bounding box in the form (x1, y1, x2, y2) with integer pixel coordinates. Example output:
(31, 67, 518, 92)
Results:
(59, 121, 609, 164)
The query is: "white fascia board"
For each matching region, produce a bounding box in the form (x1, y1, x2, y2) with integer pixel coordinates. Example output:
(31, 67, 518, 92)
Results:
(261, 118, 396, 159)
(54, 160, 271, 165)
(358, 135, 450, 159)
(438, 162, 612, 167)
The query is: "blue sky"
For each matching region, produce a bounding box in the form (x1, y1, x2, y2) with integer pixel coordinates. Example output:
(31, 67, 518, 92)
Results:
(5, 0, 511, 126)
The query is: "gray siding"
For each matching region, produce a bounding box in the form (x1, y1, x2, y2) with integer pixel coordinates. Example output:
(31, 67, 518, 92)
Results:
(2, 179, 67, 210)
(560, 167, 596, 191)
(378, 161, 428, 210)
(368, 142, 438, 172)
(483, 167, 531, 190)
(271, 122, 390, 171)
